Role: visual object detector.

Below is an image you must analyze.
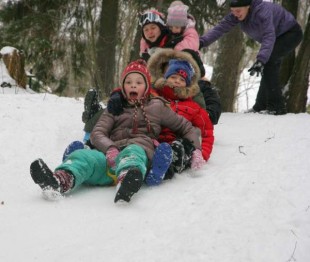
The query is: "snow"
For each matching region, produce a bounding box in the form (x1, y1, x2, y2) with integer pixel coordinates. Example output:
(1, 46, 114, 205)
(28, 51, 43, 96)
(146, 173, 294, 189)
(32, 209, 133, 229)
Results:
(0, 46, 17, 55)
(1, 84, 310, 262)
(0, 59, 17, 88)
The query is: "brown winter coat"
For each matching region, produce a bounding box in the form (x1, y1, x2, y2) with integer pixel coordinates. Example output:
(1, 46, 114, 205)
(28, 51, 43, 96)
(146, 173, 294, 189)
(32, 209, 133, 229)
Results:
(90, 97, 201, 160)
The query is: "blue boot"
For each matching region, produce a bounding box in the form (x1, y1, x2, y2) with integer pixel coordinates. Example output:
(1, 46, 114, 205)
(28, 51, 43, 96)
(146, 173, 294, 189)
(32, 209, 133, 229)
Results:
(62, 140, 85, 162)
(145, 142, 173, 186)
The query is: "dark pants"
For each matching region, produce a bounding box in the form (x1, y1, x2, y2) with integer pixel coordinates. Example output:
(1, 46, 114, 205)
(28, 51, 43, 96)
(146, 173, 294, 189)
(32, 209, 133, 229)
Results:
(254, 24, 303, 112)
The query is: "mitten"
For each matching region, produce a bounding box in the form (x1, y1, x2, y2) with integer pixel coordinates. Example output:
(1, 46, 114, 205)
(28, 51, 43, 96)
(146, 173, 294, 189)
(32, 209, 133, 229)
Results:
(191, 149, 205, 170)
(107, 91, 125, 116)
(106, 147, 120, 168)
(248, 60, 264, 77)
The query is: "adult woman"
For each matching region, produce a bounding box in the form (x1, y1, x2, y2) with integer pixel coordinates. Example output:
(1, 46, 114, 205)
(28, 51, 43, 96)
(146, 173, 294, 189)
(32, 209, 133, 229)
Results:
(200, 0, 303, 115)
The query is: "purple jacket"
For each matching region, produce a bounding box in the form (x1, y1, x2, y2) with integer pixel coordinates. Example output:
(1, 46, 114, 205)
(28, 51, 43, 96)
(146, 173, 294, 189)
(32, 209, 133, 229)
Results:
(200, 0, 298, 64)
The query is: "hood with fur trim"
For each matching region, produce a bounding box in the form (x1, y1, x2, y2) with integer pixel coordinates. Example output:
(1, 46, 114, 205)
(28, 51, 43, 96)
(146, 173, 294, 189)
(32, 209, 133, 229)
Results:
(147, 48, 200, 100)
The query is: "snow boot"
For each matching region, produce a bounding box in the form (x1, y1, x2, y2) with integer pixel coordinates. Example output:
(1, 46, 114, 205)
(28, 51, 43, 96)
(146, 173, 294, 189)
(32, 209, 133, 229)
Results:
(30, 159, 74, 200)
(171, 138, 195, 173)
(62, 140, 85, 162)
(30, 159, 60, 192)
(145, 142, 173, 186)
(264, 103, 287, 115)
(163, 165, 175, 180)
(82, 89, 102, 123)
(114, 168, 143, 203)
(171, 139, 185, 173)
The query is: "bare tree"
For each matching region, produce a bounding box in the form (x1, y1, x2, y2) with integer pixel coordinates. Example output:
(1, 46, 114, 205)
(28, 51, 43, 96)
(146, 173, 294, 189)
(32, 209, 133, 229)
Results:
(280, 0, 299, 87)
(210, 1, 245, 112)
(286, 13, 310, 113)
(96, 0, 119, 96)
(212, 26, 245, 112)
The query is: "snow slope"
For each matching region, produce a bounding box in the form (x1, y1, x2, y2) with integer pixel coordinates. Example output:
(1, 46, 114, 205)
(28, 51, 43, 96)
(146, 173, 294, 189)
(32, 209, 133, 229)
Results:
(0, 87, 310, 262)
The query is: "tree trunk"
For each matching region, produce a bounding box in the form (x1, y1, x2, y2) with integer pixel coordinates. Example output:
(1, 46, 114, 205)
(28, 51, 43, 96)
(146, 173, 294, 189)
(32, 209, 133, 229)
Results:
(287, 13, 310, 113)
(130, 24, 141, 61)
(212, 26, 244, 112)
(280, 0, 299, 87)
(96, 0, 119, 97)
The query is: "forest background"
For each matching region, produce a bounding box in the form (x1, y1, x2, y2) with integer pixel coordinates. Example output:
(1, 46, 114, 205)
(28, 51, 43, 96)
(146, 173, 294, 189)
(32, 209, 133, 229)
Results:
(0, 0, 309, 113)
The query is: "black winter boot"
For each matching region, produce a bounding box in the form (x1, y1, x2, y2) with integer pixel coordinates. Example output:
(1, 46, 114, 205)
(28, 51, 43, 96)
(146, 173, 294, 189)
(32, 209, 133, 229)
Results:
(30, 159, 74, 200)
(30, 159, 60, 192)
(82, 89, 102, 123)
(114, 168, 143, 203)
(265, 103, 287, 115)
(171, 138, 195, 173)
(171, 139, 185, 173)
(182, 138, 196, 167)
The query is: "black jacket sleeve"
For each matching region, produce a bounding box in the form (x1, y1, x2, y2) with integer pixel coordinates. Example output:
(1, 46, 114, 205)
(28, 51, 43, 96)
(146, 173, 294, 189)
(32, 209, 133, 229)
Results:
(198, 79, 222, 125)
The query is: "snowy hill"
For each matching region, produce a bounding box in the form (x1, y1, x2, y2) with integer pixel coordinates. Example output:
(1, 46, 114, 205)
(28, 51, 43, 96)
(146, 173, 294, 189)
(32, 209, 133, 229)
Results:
(0, 87, 310, 262)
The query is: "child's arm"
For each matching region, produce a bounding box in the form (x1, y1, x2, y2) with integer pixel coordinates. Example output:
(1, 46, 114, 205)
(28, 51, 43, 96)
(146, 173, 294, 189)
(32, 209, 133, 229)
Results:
(198, 79, 222, 125)
(160, 102, 201, 150)
(174, 27, 199, 51)
(107, 89, 125, 116)
(140, 38, 150, 60)
(90, 112, 116, 153)
(190, 105, 214, 161)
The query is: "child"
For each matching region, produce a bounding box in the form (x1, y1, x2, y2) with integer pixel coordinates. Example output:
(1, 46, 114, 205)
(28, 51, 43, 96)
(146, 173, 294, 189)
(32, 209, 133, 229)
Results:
(30, 59, 204, 203)
(139, 9, 171, 61)
(145, 49, 214, 185)
(166, 1, 199, 51)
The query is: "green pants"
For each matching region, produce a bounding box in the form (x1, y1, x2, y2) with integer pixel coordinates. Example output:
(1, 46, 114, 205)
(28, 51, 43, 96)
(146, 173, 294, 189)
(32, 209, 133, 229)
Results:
(56, 144, 148, 190)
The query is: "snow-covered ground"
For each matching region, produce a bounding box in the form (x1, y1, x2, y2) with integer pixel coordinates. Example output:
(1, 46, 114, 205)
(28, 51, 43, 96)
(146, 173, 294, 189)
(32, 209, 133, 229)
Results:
(1, 85, 310, 262)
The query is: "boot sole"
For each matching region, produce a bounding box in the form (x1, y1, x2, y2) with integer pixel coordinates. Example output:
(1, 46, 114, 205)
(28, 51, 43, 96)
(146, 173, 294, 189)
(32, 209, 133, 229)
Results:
(145, 143, 173, 186)
(82, 89, 99, 123)
(114, 169, 143, 203)
(30, 159, 60, 191)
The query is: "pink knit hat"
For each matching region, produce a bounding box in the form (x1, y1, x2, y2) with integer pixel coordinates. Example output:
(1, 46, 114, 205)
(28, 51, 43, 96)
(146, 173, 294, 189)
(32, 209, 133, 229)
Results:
(167, 3, 189, 27)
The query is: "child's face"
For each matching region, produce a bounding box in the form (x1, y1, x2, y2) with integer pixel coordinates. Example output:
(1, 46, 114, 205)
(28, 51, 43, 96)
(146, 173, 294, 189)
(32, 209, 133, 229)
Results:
(143, 23, 161, 42)
(123, 73, 147, 102)
(166, 74, 186, 88)
(169, 26, 182, 34)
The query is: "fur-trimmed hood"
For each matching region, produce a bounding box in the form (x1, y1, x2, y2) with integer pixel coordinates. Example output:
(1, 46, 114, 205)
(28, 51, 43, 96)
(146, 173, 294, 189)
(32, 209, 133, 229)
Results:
(147, 48, 201, 100)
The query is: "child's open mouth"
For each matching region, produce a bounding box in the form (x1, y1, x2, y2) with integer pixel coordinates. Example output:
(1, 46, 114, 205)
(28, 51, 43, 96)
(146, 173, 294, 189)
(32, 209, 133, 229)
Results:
(129, 91, 139, 100)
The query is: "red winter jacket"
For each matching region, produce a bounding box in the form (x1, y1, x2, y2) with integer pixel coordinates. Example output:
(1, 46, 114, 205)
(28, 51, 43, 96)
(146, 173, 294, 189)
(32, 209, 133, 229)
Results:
(158, 95, 214, 161)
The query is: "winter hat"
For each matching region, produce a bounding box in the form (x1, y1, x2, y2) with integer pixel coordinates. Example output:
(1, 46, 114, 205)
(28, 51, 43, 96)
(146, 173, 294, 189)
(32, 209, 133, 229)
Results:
(121, 59, 151, 99)
(170, 1, 185, 7)
(229, 0, 252, 7)
(139, 9, 166, 29)
(167, 3, 189, 27)
(164, 59, 194, 86)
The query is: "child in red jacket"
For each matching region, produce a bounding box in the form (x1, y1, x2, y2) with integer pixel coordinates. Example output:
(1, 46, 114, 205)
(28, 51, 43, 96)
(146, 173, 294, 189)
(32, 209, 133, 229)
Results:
(145, 48, 214, 185)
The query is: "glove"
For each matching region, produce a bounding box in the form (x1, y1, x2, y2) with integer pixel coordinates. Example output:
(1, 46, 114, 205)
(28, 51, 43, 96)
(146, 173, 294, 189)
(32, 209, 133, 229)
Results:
(106, 147, 120, 168)
(107, 91, 124, 116)
(199, 39, 204, 50)
(191, 149, 205, 170)
(141, 52, 150, 62)
(248, 60, 264, 77)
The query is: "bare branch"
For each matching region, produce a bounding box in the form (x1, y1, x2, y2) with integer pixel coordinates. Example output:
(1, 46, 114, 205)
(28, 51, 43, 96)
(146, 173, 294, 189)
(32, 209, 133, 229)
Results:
(264, 133, 275, 143)
(286, 241, 297, 262)
(238, 146, 246, 155)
